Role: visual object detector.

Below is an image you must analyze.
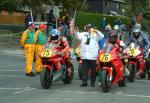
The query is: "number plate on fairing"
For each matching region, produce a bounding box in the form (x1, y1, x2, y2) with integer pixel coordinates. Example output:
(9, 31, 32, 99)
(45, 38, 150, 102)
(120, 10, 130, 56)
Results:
(41, 49, 52, 58)
(99, 53, 111, 62)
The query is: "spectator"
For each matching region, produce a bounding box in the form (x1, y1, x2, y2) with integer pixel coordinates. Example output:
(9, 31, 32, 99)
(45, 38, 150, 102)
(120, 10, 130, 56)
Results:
(47, 10, 55, 23)
(100, 16, 107, 31)
(115, 16, 122, 26)
(25, 13, 32, 28)
(62, 12, 70, 26)
(47, 10, 55, 35)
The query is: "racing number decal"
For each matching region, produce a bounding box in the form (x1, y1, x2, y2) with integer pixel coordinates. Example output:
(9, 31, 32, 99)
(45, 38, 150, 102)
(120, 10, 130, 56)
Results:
(100, 53, 111, 62)
(41, 49, 52, 57)
(43, 50, 50, 56)
(102, 53, 109, 61)
(129, 48, 136, 56)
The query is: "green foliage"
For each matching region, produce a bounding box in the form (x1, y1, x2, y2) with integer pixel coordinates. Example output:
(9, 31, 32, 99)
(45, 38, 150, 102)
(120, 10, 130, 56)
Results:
(0, 0, 22, 11)
(76, 12, 130, 30)
(124, 0, 150, 15)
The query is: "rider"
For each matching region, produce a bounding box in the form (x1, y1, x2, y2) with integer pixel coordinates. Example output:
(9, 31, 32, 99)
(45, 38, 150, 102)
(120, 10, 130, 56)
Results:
(105, 30, 127, 85)
(47, 29, 71, 67)
(127, 23, 149, 75)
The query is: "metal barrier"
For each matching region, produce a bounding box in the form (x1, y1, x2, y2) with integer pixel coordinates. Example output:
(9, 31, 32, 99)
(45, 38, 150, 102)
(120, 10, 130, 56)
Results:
(0, 30, 12, 48)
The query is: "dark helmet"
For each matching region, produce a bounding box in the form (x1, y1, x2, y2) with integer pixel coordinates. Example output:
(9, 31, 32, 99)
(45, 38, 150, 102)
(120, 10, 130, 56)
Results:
(108, 30, 118, 44)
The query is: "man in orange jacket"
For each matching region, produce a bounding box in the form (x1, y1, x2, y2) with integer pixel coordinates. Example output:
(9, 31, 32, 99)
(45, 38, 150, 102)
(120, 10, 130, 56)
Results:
(20, 23, 35, 76)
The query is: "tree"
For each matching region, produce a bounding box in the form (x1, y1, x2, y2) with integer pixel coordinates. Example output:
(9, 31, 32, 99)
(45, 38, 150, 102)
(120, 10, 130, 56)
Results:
(0, 0, 22, 11)
(124, 0, 150, 16)
(53, 0, 87, 14)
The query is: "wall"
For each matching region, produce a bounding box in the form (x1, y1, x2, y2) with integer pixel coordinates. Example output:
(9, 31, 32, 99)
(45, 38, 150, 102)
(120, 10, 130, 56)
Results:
(0, 11, 26, 24)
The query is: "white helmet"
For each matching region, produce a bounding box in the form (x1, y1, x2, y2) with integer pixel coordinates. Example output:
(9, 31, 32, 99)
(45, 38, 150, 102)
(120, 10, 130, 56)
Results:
(105, 25, 112, 31)
(133, 23, 141, 33)
(113, 25, 119, 30)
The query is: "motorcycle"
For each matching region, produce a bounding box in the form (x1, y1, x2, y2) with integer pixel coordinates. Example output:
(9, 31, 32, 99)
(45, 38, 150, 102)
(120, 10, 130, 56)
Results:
(75, 46, 99, 80)
(40, 43, 74, 89)
(98, 43, 127, 92)
(123, 42, 146, 82)
(146, 48, 150, 80)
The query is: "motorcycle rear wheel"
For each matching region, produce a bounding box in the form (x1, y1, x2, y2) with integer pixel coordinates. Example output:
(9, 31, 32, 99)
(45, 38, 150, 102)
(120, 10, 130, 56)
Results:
(101, 70, 111, 93)
(118, 76, 127, 87)
(40, 68, 53, 89)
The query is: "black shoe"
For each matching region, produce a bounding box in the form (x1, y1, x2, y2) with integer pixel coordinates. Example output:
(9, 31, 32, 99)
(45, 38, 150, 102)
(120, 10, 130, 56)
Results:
(26, 72, 35, 77)
(80, 82, 88, 87)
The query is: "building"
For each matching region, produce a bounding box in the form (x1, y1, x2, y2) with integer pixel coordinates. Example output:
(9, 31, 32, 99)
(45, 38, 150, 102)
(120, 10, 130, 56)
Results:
(86, 0, 125, 15)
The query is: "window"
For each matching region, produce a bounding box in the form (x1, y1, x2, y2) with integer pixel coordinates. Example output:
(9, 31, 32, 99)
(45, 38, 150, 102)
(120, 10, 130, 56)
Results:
(116, 3, 120, 9)
(105, 0, 110, 8)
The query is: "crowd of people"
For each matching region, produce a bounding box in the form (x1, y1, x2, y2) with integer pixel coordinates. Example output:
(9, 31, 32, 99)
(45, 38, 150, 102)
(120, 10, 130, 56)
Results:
(21, 13, 150, 88)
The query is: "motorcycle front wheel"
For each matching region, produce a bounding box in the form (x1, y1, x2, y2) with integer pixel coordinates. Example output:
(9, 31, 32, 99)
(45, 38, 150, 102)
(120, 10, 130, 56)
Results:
(101, 70, 111, 93)
(62, 64, 74, 84)
(40, 67, 53, 89)
(128, 64, 135, 82)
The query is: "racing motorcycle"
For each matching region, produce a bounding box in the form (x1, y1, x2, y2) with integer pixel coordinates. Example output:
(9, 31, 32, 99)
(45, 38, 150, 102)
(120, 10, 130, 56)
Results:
(146, 49, 150, 80)
(40, 43, 74, 89)
(98, 43, 127, 92)
(123, 42, 146, 82)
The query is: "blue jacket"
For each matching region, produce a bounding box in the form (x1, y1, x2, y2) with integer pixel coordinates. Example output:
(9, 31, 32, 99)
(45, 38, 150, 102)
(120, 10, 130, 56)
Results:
(98, 35, 107, 50)
(127, 31, 149, 53)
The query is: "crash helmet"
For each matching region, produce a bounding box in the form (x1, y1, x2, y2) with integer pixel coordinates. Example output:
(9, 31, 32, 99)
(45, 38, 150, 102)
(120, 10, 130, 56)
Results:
(133, 23, 141, 37)
(49, 29, 61, 42)
(113, 25, 119, 31)
(105, 25, 112, 32)
(108, 30, 118, 44)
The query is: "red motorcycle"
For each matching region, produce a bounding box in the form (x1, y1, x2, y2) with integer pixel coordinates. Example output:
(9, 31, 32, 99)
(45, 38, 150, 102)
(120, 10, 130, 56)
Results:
(40, 44, 74, 89)
(98, 43, 127, 92)
(123, 42, 146, 82)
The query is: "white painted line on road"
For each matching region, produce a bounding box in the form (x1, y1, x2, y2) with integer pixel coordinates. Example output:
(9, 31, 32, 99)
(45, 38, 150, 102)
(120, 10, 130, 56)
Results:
(0, 74, 26, 78)
(56, 90, 150, 98)
(0, 64, 24, 68)
(0, 70, 24, 72)
(0, 87, 23, 90)
(1, 52, 24, 57)
(12, 87, 36, 94)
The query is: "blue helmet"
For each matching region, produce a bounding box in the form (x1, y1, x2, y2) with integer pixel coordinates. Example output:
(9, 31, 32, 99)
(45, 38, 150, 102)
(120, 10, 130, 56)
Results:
(49, 29, 60, 41)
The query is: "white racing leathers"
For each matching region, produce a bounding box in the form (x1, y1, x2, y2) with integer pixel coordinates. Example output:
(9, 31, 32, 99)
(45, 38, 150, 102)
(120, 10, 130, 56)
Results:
(75, 31, 104, 60)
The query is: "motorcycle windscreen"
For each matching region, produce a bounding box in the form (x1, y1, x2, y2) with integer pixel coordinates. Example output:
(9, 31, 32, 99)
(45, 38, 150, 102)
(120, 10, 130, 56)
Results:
(103, 44, 113, 53)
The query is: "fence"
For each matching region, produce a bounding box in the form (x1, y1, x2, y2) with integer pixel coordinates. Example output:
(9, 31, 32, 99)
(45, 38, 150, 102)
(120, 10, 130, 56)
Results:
(0, 24, 25, 48)
(0, 23, 78, 49)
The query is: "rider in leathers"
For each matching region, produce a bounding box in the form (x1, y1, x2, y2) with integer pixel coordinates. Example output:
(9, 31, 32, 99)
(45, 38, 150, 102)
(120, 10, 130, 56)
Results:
(127, 23, 149, 75)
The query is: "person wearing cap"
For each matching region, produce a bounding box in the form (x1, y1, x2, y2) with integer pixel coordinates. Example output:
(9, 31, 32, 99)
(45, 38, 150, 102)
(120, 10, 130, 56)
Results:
(34, 24, 47, 74)
(20, 23, 36, 76)
(75, 24, 104, 87)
